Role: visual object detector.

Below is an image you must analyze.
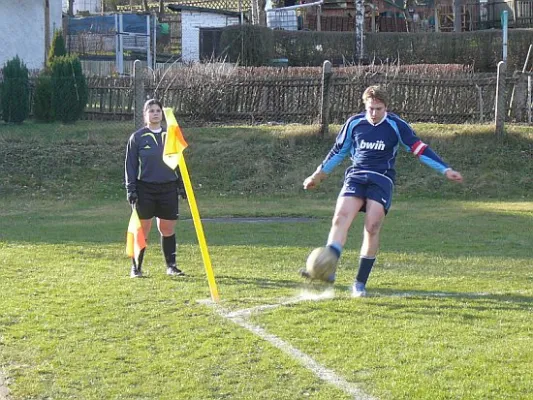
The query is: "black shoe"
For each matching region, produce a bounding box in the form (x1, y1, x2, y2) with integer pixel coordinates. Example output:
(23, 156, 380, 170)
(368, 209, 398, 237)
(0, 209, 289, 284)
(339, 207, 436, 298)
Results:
(166, 265, 185, 276)
(298, 268, 335, 283)
(299, 268, 312, 279)
(130, 265, 142, 278)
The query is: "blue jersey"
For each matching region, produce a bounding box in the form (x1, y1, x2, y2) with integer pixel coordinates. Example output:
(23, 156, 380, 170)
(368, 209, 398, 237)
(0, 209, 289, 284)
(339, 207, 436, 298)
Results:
(125, 127, 180, 193)
(320, 112, 449, 182)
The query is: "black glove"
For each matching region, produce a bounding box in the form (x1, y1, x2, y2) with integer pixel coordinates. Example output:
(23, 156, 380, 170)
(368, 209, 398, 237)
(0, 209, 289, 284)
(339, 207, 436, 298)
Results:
(127, 191, 138, 205)
(177, 184, 187, 200)
(177, 176, 187, 200)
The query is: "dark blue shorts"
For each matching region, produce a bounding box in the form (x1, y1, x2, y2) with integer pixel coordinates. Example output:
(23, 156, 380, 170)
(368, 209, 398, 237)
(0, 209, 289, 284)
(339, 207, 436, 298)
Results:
(136, 180, 179, 220)
(339, 170, 394, 213)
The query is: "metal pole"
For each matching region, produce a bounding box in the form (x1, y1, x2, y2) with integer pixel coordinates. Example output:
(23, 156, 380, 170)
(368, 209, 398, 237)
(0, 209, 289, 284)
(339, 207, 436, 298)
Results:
(146, 15, 152, 72)
(115, 14, 119, 74)
(502, 10, 508, 62)
(527, 75, 531, 125)
(118, 14, 124, 75)
(354, 0, 364, 62)
(153, 13, 157, 71)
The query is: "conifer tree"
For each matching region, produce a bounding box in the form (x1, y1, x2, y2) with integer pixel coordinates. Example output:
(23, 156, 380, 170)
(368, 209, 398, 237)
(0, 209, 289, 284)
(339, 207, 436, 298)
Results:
(1, 56, 30, 123)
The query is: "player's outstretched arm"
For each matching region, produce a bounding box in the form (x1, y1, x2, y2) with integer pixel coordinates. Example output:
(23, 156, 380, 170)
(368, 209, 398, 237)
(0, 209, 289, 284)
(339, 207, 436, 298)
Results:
(303, 170, 327, 190)
(445, 169, 464, 183)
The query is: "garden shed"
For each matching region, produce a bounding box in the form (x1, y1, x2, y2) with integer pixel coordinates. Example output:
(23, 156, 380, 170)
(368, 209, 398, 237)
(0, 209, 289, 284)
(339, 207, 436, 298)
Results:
(167, 4, 242, 62)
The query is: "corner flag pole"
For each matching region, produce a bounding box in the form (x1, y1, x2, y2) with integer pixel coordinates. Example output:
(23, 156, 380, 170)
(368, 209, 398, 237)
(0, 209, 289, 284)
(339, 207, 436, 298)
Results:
(162, 108, 220, 303)
(178, 155, 220, 303)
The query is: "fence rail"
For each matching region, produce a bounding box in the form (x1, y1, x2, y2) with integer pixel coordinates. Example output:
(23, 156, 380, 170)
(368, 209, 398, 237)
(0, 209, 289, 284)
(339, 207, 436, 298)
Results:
(81, 71, 510, 125)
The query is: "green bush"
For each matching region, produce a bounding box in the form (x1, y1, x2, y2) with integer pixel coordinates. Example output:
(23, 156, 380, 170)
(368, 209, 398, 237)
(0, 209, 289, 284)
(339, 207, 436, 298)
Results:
(50, 56, 88, 123)
(264, 28, 533, 71)
(47, 30, 67, 68)
(1, 56, 30, 124)
(33, 74, 54, 123)
(220, 25, 274, 66)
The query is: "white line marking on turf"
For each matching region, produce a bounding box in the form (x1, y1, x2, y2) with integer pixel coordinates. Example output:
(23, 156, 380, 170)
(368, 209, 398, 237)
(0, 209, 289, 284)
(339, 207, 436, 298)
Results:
(224, 288, 336, 318)
(201, 289, 377, 400)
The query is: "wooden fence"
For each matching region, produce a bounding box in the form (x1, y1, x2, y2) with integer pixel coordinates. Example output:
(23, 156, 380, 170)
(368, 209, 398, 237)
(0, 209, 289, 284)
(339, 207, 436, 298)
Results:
(2, 70, 531, 125)
(82, 72, 507, 125)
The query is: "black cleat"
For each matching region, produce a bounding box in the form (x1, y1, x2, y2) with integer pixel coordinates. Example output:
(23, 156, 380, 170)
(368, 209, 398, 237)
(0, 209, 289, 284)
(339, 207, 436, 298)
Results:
(298, 268, 335, 283)
(167, 265, 185, 277)
(299, 268, 312, 279)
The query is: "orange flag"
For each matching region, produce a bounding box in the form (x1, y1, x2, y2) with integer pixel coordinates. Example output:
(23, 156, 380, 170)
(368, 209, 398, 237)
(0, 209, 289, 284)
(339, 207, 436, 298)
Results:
(163, 107, 188, 169)
(126, 208, 146, 263)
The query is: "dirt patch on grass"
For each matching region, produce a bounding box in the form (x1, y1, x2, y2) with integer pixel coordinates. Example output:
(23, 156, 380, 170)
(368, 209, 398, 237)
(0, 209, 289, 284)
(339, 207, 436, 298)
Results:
(186, 217, 316, 223)
(0, 373, 10, 400)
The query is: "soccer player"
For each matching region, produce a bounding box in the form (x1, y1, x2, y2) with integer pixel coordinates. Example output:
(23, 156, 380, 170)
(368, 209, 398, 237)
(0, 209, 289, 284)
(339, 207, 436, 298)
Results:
(125, 99, 187, 278)
(302, 85, 463, 297)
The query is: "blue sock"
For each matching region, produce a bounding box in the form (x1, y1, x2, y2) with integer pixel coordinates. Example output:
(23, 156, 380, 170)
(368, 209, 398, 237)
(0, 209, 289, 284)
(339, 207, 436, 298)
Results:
(355, 256, 376, 285)
(326, 242, 342, 258)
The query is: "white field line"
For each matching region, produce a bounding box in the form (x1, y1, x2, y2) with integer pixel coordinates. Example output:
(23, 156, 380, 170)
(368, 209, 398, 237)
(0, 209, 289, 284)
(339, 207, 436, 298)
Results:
(202, 289, 498, 399)
(202, 289, 377, 400)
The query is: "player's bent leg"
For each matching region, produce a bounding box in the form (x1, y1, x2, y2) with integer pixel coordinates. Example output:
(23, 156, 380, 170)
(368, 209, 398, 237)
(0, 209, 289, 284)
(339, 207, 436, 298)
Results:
(327, 195, 365, 246)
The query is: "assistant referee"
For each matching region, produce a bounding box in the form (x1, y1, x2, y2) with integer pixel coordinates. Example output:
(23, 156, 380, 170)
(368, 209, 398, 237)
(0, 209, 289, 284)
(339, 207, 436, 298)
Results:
(125, 99, 186, 278)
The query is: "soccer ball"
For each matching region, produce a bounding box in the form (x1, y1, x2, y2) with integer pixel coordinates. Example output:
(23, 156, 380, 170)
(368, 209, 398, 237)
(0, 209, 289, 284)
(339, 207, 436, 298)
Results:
(305, 247, 338, 281)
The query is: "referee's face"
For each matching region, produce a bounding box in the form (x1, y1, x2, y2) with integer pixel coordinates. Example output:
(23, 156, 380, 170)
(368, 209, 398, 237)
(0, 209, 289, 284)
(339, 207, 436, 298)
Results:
(145, 105, 163, 126)
(365, 99, 387, 125)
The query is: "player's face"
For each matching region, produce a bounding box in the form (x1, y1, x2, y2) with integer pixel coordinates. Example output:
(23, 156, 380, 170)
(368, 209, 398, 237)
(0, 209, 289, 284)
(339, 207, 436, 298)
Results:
(145, 104, 162, 125)
(365, 98, 387, 124)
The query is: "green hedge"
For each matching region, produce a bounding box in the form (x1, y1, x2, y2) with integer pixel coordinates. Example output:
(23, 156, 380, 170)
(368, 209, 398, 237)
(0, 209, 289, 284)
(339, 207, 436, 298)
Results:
(265, 28, 533, 71)
(220, 25, 274, 66)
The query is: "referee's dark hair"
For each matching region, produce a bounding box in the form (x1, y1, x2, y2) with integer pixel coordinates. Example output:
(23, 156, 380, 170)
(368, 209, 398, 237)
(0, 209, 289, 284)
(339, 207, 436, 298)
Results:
(143, 98, 163, 114)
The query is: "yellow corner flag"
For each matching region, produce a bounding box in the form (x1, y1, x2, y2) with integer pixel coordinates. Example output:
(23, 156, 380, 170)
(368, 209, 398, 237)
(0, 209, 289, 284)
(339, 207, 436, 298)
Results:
(126, 208, 146, 264)
(163, 107, 220, 303)
(162, 107, 188, 169)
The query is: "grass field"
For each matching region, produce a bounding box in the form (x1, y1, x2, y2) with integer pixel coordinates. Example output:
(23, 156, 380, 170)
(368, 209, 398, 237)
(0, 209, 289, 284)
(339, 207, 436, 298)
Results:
(0, 122, 532, 399)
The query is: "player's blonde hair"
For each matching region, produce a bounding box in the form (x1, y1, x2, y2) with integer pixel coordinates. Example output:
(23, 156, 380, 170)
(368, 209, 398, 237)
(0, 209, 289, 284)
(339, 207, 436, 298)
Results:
(362, 86, 389, 107)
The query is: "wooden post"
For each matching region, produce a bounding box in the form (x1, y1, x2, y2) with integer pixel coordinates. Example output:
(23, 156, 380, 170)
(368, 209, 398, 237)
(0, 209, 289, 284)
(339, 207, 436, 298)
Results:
(134, 60, 145, 130)
(495, 61, 507, 137)
(476, 84, 484, 123)
(319, 60, 333, 138)
(527, 75, 531, 125)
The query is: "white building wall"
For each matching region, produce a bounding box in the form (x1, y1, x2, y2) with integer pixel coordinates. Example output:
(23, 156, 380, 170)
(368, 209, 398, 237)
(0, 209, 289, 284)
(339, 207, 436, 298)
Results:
(62, 0, 102, 15)
(0, 0, 63, 71)
(181, 12, 239, 62)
